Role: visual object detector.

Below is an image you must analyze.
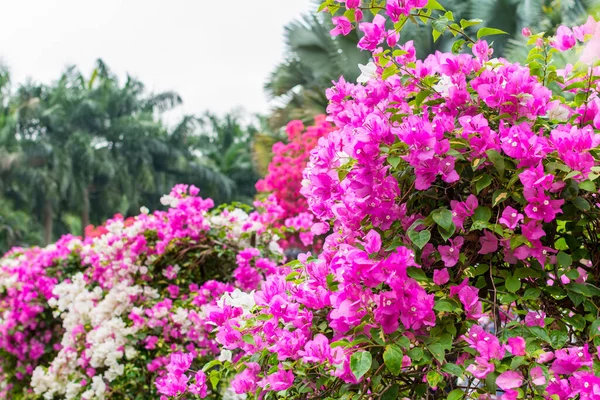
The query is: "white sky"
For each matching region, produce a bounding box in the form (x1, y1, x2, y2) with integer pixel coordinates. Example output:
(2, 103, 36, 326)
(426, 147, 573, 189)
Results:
(0, 0, 314, 123)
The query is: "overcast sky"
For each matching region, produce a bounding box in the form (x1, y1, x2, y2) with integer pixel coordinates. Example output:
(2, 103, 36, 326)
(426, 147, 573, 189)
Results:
(0, 0, 314, 123)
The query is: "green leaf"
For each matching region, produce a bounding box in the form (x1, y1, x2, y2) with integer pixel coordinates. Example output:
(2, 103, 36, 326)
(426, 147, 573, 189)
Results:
(590, 319, 600, 337)
(579, 180, 597, 192)
(492, 190, 509, 207)
(242, 334, 255, 345)
(350, 351, 372, 380)
(388, 156, 401, 169)
(573, 197, 591, 211)
(510, 356, 526, 369)
(428, 343, 446, 363)
(425, 0, 446, 11)
(438, 224, 456, 241)
(568, 283, 600, 297)
(408, 347, 424, 361)
(382, 65, 399, 80)
(432, 209, 454, 230)
(523, 288, 541, 299)
(381, 384, 399, 400)
(427, 370, 443, 387)
(460, 18, 482, 29)
(505, 276, 521, 293)
(434, 299, 456, 312)
(408, 229, 431, 249)
(529, 326, 551, 343)
(550, 330, 569, 348)
(383, 345, 403, 375)
(209, 369, 221, 390)
(442, 363, 463, 376)
(475, 174, 493, 194)
(486, 149, 505, 177)
(414, 89, 432, 106)
(452, 39, 466, 54)
(473, 206, 492, 222)
(407, 267, 429, 281)
(477, 27, 509, 39)
(447, 389, 465, 400)
(557, 251, 572, 268)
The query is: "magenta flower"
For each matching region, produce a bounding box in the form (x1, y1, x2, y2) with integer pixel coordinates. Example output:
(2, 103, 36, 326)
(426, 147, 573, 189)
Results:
(551, 26, 577, 51)
(299, 334, 333, 364)
(259, 366, 295, 391)
(496, 370, 524, 390)
(525, 311, 546, 327)
(499, 206, 524, 230)
(457, 285, 483, 320)
(155, 372, 190, 396)
(530, 366, 546, 386)
(551, 345, 593, 375)
(331, 16, 353, 36)
(231, 363, 260, 394)
(433, 268, 450, 285)
(524, 196, 564, 223)
(506, 337, 526, 356)
(451, 194, 478, 230)
(188, 371, 208, 398)
(358, 14, 386, 50)
(478, 230, 498, 254)
(438, 237, 464, 267)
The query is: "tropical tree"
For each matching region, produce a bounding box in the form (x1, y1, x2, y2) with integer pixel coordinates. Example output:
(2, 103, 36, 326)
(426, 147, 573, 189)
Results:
(1, 60, 236, 246)
(193, 112, 259, 204)
(266, 13, 369, 129)
(266, 0, 600, 130)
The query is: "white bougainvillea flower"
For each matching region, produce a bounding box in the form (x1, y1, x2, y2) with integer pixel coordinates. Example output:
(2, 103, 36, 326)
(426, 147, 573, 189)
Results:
(357, 62, 377, 83)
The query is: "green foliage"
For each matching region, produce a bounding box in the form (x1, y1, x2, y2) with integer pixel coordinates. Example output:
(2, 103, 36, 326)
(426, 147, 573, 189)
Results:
(0, 61, 261, 251)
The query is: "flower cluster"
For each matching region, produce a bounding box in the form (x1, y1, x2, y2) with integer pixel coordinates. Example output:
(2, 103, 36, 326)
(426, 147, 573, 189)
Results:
(198, 2, 600, 399)
(0, 184, 298, 399)
(256, 116, 333, 220)
(0, 234, 83, 397)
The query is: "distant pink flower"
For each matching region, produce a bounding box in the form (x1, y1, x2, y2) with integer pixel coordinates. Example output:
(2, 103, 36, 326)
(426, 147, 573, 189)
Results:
(499, 206, 524, 230)
(478, 230, 498, 254)
(525, 311, 546, 327)
(438, 237, 464, 267)
(506, 337, 526, 356)
(551, 26, 576, 51)
(433, 268, 450, 285)
(331, 16, 353, 36)
(496, 370, 524, 390)
(530, 366, 546, 386)
(259, 366, 294, 391)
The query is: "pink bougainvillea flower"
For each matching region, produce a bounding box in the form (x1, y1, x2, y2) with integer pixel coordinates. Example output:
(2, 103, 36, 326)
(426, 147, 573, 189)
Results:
(530, 366, 546, 386)
(438, 237, 464, 267)
(478, 230, 498, 254)
(525, 311, 546, 327)
(433, 268, 450, 285)
(496, 370, 524, 390)
(499, 206, 524, 230)
(331, 16, 353, 36)
(506, 337, 526, 356)
(551, 26, 577, 51)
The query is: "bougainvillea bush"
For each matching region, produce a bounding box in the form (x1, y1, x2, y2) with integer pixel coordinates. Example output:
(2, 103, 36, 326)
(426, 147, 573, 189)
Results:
(256, 117, 334, 254)
(0, 185, 300, 399)
(0, 235, 84, 398)
(256, 115, 333, 220)
(176, 2, 600, 400)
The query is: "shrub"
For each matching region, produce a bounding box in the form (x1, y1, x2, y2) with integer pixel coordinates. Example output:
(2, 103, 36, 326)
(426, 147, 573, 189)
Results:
(200, 3, 600, 400)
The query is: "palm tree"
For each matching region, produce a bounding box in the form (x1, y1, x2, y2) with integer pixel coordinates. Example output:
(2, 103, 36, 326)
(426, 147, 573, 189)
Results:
(1, 59, 236, 245)
(267, 0, 600, 131)
(266, 13, 369, 129)
(192, 112, 259, 204)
